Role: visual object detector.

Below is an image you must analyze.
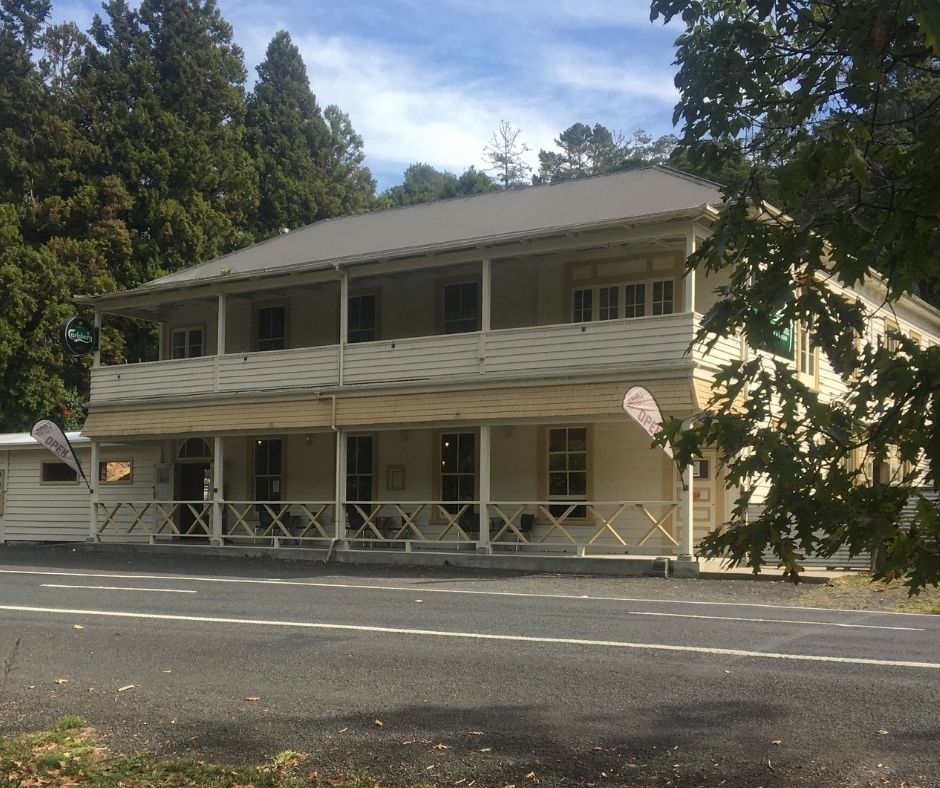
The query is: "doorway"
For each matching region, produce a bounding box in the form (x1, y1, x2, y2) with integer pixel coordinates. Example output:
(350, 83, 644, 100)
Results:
(175, 438, 212, 537)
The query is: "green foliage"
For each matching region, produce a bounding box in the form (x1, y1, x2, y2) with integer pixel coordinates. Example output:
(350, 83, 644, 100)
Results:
(382, 163, 497, 207)
(651, 0, 940, 590)
(535, 123, 681, 183)
(0, 1, 375, 428)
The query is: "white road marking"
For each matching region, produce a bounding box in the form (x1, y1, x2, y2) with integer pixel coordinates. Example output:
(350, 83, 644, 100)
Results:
(627, 610, 922, 631)
(0, 568, 932, 621)
(1, 604, 938, 670)
(40, 583, 196, 594)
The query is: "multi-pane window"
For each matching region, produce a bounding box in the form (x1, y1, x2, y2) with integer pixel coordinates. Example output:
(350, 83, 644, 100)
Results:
(797, 323, 816, 377)
(572, 279, 674, 322)
(256, 306, 286, 351)
(346, 435, 373, 502)
(624, 283, 646, 318)
(41, 462, 77, 483)
(254, 439, 282, 502)
(547, 427, 587, 518)
(651, 280, 674, 315)
(442, 282, 479, 333)
(170, 327, 203, 359)
(348, 294, 377, 343)
(440, 432, 475, 512)
(598, 286, 619, 320)
(572, 289, 593, 322)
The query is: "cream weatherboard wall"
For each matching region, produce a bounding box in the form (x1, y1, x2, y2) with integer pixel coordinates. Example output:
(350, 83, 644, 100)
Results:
(0, 444, 159, 542)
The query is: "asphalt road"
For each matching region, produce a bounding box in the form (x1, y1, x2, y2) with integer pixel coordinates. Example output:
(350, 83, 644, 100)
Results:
(0, 545, 938, 787)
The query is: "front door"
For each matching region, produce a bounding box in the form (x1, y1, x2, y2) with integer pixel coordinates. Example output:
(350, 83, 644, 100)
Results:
(691, 450, 719, 545)
(176, 462, 210, 536)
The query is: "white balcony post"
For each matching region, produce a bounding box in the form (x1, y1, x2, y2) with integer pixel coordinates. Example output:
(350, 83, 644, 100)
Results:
(211, 435, 224, 545)
(88, 439, 99, 541)
(684, 226, 697, 313)
(481, 258, 491, 332)
(217, 294, 227, 355)
(478, 424, 491, 551)
(339, 271, 348, 385)
(334, 429, 346, 540)
(679, 465, 695, 559)
(92, 309, 102, 368)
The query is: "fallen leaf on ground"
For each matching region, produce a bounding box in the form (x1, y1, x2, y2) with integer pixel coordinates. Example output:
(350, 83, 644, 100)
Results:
(478, 747, 491, 753)
(526, 771, 538, 779)
(768, 760, 774, 771)
(373, 719, 383, 727)
(338, 727, 348, 733)
(118, 684, 137, 692)
(433, 743, 451, 750)
(162, 669, 172, 674)
(54, 678, 68, 685)
(470, 730, 484, 735)
(770, 740, 782, 745)
(73, 625, 84, 630)
(878, 730, 889, 735)
(243, 696, 260, 701)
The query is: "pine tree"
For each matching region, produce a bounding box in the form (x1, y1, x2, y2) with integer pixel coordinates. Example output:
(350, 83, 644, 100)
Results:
(246, 30, 328, 238)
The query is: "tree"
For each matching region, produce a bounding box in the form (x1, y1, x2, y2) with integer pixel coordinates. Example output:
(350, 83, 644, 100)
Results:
(382, 163, 496, 207)
(536, 123, 682, 183)
(318, 104, 376, 216)
(483, 120, 531, 188)
(246, 30, 328, 237)
(650, 0, 940, 590)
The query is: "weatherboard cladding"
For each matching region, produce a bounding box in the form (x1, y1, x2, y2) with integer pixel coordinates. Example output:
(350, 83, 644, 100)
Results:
(144, 166, 723, 289)
(81, 378, 696, 438)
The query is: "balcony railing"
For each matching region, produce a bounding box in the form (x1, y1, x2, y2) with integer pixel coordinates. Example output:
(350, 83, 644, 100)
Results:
(91, 313, 720, 403)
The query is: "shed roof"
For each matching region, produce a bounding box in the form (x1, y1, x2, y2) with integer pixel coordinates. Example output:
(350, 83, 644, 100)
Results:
(0, 432, 87, 449)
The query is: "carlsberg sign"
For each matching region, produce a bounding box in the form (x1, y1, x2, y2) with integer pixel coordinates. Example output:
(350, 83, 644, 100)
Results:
(59, 316, 97, 356)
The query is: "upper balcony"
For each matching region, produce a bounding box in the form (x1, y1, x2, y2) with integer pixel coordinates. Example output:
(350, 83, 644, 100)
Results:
(90, 310, 741, 404)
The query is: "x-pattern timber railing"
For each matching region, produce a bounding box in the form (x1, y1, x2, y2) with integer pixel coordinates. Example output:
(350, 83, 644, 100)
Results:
(220, 501, 335, 545)
(93, 498, 680, 554)
(95, 500, 212, 541)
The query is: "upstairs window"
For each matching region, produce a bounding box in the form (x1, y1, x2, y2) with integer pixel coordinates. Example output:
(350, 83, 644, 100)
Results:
(443, 282, 479, 333)
(170, 327, 203, 359)
(572, 279, 674, 322)
(651, 280, 674, 315)
(624, 283, 646, 318)
(796, 322, 817, 379)
(348, 294, 377, 343)
(256, 305, 286, 351)
(598, 286, 620, 320)
(572, 289, 593, 322)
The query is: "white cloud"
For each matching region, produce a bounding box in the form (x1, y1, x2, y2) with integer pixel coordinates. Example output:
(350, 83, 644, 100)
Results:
(291, 31, 560, 180)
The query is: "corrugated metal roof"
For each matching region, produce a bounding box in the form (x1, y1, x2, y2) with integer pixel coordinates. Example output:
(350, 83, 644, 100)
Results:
(142, 166, 722, 289)
(0, 431, 87, 448)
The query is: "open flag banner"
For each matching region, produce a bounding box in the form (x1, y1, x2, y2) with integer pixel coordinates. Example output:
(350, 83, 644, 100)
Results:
(30, 420, 89, 487)
(622, 386, 674, 459)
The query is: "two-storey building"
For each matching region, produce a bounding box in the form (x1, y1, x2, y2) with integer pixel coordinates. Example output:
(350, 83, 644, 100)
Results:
(4, 165, 934, 569)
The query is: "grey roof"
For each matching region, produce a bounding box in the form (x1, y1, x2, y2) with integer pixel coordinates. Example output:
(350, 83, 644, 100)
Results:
(132, 166, 724, 293)
(0, 431, 87, 449)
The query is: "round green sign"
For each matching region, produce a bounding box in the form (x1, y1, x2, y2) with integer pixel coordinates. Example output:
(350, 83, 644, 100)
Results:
(60, 316, 97, 356)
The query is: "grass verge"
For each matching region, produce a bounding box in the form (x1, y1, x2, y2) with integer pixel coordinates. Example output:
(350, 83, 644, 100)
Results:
(0, 717, 391, 787)
(800, 574, 940, 614)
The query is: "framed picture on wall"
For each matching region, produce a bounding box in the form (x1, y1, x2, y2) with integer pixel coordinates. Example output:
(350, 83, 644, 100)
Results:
(386, 464, 405, 491)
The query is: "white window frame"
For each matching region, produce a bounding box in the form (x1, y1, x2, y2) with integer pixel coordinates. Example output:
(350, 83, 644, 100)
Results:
(169, 326, 204, 359)
(572, 278, 676, 323)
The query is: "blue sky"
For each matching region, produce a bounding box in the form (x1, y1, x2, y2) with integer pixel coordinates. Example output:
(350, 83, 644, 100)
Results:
(50, 0, 684, 191)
